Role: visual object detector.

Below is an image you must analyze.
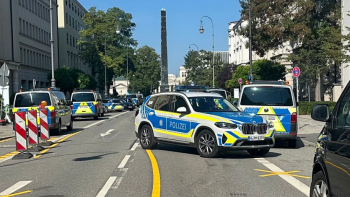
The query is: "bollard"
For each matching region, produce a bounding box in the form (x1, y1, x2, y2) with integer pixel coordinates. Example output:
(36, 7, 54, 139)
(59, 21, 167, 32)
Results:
(12, 111, 33, 159)
(27, 110, 44, 152)
(38, 108, 53, 146)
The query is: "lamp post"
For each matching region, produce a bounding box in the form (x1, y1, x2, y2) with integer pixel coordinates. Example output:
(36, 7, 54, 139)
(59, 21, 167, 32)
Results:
(49, 0, 55, 87)
(248, 0, 253, 80)
(199, 16, 215, 88)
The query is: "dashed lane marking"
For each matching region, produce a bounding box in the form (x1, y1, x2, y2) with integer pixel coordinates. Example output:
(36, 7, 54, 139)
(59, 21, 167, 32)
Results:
(117, 155, 131, 169)
(0, 181, 32, 196)
(255, 158, 310, 196)
(96, 176, 117, 197)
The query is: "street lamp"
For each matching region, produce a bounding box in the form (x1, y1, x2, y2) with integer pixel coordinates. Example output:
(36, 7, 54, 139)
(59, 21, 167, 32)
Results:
(199, 16, 215, 88)
(248, 0, 253, 80)
(49, 0, 55, 87)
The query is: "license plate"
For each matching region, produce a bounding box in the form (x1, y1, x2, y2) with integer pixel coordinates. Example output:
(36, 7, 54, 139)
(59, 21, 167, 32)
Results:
(263, 115, 275, 120)
(128, 106, 132, 108)
(80, 106, 89, 108)
(248, 136, 265, 141)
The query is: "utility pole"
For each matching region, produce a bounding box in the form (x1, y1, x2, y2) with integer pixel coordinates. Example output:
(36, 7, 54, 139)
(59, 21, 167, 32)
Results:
(249, 0, 253, 81)
(104, 33, 107, 97)
(50, 0, 55, 87)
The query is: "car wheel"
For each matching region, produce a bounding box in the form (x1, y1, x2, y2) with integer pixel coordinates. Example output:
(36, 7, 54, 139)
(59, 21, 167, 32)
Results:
(101, 113, 104, 117)
(67, 118, 73, 131)
(53, 121, 62, 135)
(310, 171, 330, 197)
(195, 129, 219, 158)
(288, 139, 297, 148)
(139, 124, 157, 149)
(247, 148, 270, 156)
(94, 116, 98, 120)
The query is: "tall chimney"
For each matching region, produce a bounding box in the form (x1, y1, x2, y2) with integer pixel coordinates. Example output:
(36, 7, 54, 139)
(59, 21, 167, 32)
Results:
(160, 8, 169, 92)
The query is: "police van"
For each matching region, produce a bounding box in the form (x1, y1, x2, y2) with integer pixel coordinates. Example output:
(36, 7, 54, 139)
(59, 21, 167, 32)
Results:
(70, 90, 104, 120)
(12, 87, 73, 135)
(236, 80, 298, 148)
(207, 88, 228, 99)
(135, 91, 275, 158)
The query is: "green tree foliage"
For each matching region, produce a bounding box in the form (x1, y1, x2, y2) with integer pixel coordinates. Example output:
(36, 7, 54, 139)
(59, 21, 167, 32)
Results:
(128, 46, 160, 96)
(78, 6, 137, 93)
(226, 66, 250, 89)
(253, 59, 286, 80)
(217, 63, 238, 90)
(48, 67, 97, 93)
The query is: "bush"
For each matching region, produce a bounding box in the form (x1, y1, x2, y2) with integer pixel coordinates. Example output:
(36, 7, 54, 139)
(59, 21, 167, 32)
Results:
(299, 101, 336, 115)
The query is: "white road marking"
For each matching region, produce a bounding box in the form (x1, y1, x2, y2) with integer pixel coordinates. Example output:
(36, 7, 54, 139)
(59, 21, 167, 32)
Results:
(109, 112, 128, 119)
(111, 177, 123, 190)
(0, 181, 32, 195)
(130, 142, 139, 151)
(254, 158, 310, 196)
(96, 176, 117, 197)
(117, 155, 131, 169)
(83, 120, 105, 129)
(100, 129, 114, 138)
(0, 145, 16, 148)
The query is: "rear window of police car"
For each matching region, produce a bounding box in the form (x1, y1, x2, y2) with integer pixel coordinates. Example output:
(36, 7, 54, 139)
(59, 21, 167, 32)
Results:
(241, 86, 293, 106)
(14, 92, 52, 107)
(72, 93, 95, 102)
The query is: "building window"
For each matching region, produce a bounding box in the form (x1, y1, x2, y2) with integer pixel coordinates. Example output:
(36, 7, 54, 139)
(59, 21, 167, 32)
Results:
(75, 20, 77, 30)
(66, 12, 68, 24)
(19, 0, 21, 5)
(69, 15, 71, 26)
(72, 19, 74, 28)
(19, 18, 22, 33)
(66, 33, 68, 44)
(20, 48, 23, 62)
(75, 6, 77, 13)
(73, 37, 75, 47)
(70, 35, 72, 46)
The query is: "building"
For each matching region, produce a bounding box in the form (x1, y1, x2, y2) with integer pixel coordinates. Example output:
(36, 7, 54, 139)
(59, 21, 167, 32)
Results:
(0, 0, 59, 96)
(178, 66, 187, 84)
(214, 51, 229, 64)
(57, 0, 90, 74)
(340, 0, 350, 96)
(157, 74, 181, 92)
(110, 76, 129, 96)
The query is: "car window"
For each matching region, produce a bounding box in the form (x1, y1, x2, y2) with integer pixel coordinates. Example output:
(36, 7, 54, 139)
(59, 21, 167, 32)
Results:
(14, 93, 52, 107)
(153, 95, 170, 111)
(209, 90, 227, 99)
(72, 93, 95, 102)
(189, 97, 238, 112)
(146, 96, 157, 109)
(240, 86, 293, 106)
(103, 100, 110, 103)
(335, 88, 350, 127)
(113, 99, 121, 104)
(53, 91, 66, 105)
(126, 95, 137, 98)
(170, 96, 189, 112)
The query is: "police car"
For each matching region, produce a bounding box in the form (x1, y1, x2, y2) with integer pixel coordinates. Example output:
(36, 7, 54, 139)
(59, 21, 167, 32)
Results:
(70, 90, 104, 120)
(134, 91, 275, 158)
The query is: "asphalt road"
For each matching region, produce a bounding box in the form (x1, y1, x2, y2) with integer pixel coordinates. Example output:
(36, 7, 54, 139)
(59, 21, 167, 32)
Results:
(0, 111, 316, 197)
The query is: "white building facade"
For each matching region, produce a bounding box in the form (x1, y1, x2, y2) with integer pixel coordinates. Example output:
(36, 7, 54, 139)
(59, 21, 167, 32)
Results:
(341, 0, 350, 92)
(0, 0, 59, 96)
(214, 51, 229, 64)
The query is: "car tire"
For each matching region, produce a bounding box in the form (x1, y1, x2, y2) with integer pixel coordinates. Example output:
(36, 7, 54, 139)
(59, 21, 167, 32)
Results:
(67, 118, 73, 131)
(101, 113, 104, 117)
(195, 129, 219, 158)
(310, 171, 330, 197)
(288, 139, 297, 148)
(139, 124, 157, 149)
(94, 116, 98, 120)
(53, 121, 62, 135)
(247, 148, 270, 156)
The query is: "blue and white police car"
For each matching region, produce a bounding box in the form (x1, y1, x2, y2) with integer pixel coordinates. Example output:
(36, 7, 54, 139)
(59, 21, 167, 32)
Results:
(134, 91, 275, 158)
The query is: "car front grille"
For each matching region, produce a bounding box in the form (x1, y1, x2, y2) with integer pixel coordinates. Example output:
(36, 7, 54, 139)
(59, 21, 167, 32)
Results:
(241, 123, 267, 134)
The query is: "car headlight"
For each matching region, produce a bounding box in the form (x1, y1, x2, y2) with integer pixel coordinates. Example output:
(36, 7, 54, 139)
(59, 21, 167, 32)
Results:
(214, 122, 237, 129)
(268, 121, 274, 128)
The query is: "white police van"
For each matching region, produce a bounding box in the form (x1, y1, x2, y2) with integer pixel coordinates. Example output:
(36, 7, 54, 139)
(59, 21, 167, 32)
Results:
(134, 91, 275, 158)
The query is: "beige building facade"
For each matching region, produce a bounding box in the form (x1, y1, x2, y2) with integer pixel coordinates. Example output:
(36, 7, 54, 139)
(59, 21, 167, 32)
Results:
(0, 0, 59, 96)
(57, 0, 90, 74)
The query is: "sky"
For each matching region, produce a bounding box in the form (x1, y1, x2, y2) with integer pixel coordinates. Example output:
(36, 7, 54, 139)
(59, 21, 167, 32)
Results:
(81, 0, 242, 75)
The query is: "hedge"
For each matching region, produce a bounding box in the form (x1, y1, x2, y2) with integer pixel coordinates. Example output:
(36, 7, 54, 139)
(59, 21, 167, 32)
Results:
(299, 101, 336, 115)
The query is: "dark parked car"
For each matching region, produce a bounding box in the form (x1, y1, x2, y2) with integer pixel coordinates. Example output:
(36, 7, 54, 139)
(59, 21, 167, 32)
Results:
(310, 82, 350, 197)
(121, 99, 135, 111)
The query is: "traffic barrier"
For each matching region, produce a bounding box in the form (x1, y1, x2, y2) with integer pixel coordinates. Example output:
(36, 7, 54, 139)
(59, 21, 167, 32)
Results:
(28, 110, 39, 145)
(13, 111, 33, 159)
(38, 109, 53, 146)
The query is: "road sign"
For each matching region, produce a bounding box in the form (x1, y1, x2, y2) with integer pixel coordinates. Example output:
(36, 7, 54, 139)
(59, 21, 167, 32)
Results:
(238, 78, 243, 84)
(293, 67, 300, 77)
(248, 75, 252, 81)
(0, 63, 9, 86)
(191, 81, 194, 86)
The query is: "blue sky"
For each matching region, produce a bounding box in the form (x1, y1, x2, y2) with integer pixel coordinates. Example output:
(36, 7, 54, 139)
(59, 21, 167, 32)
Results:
(81, 0, 242, 75)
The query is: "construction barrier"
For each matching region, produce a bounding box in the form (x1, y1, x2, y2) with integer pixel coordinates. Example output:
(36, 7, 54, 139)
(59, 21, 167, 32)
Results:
(39, 109, 50, 140)
(15, 111, 28, 151)
(28, 110, 39, 145)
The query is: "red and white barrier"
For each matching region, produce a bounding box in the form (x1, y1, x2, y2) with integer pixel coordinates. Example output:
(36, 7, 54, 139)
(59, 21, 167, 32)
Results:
(27, 110, 39, 145)
(39, 109, 50, 140)
(15, 111, 28, 151)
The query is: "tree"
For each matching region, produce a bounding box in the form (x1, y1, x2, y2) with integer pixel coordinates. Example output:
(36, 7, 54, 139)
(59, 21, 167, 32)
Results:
(128, 46, 160, 96)
(253, 59, 286, 80)
(217, 63, 238, 90)
(78, 7, 137, 93)
(226, 66, 250, 89)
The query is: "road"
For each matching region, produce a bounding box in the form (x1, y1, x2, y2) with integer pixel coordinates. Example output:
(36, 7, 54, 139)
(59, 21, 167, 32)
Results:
(0, 110, 316, 197)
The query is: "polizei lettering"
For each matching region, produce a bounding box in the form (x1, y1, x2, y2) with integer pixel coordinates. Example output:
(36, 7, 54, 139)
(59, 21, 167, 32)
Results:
(169, 121, 186, 130)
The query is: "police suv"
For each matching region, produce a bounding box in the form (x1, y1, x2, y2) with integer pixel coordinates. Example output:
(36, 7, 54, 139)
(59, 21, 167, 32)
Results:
(134, 91, 275, 158)
(70, 90, 104, 120)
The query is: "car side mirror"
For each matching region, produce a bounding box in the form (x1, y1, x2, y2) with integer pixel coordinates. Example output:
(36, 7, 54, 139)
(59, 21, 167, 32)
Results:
(311, 104, 330, 122)
(176, 107, 188, 113)
(233, 100, 238, 106)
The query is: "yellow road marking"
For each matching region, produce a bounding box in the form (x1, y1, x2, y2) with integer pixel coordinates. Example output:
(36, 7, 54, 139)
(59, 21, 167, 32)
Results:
(0, 151, 19, 159)
(254, 169, 311, 179)
(0, 190, 32, 197)
(146, 150, 160, 197)
(0, 138, 13, 143)
(34, 131, 82, 159)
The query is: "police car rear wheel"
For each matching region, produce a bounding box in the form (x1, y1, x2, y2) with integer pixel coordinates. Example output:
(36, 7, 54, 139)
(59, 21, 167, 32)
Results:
(247, 148, 270, 156)
(140, 125, 157, 149)
(196, 130, 219, 158)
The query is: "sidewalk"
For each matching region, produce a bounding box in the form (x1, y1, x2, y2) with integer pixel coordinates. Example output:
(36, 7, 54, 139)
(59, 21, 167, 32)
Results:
(0, 123, 14, 140)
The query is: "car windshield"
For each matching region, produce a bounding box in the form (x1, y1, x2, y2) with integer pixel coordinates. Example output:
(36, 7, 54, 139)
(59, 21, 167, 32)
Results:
(72, 93, 95, 102)
(188, 97, 238, 112)
(208, 90, 227, 98)
(103, 99, 110, 103)
(241, 86, 293, 106)
(14, 93, 52, 107)
(112, 99, 121, 103)
(126, 95, 137, 98)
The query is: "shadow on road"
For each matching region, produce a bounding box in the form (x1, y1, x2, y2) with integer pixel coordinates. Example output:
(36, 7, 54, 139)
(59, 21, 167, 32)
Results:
(73, 152, 117, 161)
